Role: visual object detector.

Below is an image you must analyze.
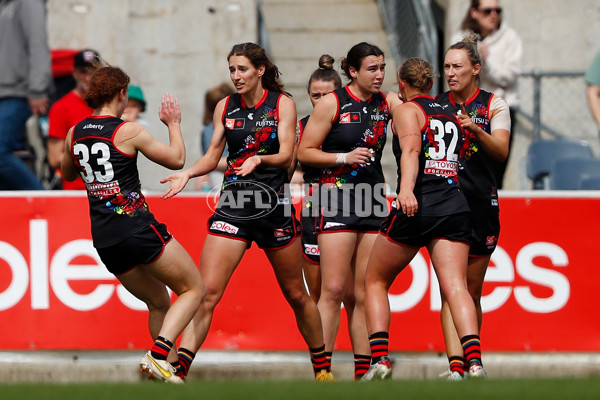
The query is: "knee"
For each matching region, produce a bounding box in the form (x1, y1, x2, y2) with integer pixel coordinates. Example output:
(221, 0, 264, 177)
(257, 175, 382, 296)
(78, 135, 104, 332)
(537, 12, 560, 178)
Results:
(200, 284, 223, 312)
(284, 289, 308, 311)
(146, 291, 171, 314)
(321, 282, 346, 304)
(467, 282, 483, 302)
(364, 271, 388, 291)
(187, 281, 207, 308)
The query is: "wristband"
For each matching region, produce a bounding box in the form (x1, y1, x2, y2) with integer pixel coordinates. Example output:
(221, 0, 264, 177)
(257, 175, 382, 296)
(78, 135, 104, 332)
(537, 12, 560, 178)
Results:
(335, 152, 347, 165)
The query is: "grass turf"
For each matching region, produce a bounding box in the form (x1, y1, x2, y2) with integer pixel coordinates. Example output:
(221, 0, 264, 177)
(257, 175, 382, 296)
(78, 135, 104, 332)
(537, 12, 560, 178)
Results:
(2, 378, 600, 400)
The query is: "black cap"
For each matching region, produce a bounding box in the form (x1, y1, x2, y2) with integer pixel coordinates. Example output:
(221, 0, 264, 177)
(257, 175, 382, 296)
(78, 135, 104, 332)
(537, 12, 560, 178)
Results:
(74, 49, 101, 68)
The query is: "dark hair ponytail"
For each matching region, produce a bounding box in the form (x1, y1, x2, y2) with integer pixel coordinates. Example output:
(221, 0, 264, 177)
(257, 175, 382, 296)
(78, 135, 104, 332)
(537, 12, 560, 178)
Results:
(340, 42, 384, 81)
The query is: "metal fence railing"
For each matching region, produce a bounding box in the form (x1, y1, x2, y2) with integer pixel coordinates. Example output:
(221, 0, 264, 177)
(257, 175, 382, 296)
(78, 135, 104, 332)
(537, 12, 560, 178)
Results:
(377, 0, 439, 94)
(517, 70, 598, 145)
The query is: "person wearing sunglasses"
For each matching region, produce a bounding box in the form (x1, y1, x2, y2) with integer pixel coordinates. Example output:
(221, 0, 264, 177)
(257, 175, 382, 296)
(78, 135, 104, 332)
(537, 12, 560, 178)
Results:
(452, 0, 522, 190)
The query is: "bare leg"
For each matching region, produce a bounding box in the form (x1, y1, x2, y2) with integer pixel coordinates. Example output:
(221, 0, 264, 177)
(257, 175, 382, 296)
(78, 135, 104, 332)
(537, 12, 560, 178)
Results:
(265, 238, 324, 349)
(364, 235, 418, 335)
(177, 235, 247, 352)
(429, 239, 477, 339)
(347, 233, 377, 356)
(117, 266, 172, 357)
(440, 255, 490, 359)
(317, 232, 356, 351)
(117, 238, 205, 344)
(467, 256, 491, 331)
(302, 257, 321, 303)
(342, 268, 356, 348)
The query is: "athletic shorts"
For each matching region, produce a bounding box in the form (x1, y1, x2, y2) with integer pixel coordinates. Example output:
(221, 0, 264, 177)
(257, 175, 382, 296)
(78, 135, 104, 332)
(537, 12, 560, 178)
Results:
(380, 210, 471, 248)
(207, 208, 301, 249)
(468, 213, 501, 256)
(301, 213, 320, 264)
(96, 222, 172, 275)
(316, 212, 384, 234)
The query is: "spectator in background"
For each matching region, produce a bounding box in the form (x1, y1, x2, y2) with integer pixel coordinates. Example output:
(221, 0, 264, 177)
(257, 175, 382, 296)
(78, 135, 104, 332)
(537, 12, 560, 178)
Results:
(453, 0, 522, 189)
(197, 83, 234, 190)
(122, 84, 151, 130)
(585, 50, 600, 134)
(0, 0, 51, 190)
(47, 49, 101, 189)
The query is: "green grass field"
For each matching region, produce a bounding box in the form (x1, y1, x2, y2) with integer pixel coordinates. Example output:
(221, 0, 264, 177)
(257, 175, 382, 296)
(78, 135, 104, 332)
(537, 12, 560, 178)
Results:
(2, 378, 600, 400)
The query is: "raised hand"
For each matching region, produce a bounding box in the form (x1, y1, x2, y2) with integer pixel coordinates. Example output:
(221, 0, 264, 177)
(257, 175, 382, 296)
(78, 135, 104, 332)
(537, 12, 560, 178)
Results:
(158, 93, 181, 126)
(457, 103, 477, 134)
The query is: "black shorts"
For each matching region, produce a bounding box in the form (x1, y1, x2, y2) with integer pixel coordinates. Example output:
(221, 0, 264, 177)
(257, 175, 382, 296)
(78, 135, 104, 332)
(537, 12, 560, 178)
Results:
(380, 210, 471, 248)
(301, 213, 320, 264)
(468, 213, 501, 256)
(316, 212, 384, 234)
(207, 208, 301, 249)
(96, 223, 172, 275)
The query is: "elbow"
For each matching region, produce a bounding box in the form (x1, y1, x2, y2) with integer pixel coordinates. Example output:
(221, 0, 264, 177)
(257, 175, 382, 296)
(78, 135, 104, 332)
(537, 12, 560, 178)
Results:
(296, 147, 306, 164)
(47, 149, 61, 169)
(48, 157, 60, 170)
(278, 150, 293, 169)
(403, 147, 421, 158)
(496, 151, 509, 163)
(489, 145, 509, 162)
(174, 158, 186, 170)
(60, 165, 78, 182)
(170, 152, 186, 170)
(296, 146, 312, 165)
(63, 172, 78, 182)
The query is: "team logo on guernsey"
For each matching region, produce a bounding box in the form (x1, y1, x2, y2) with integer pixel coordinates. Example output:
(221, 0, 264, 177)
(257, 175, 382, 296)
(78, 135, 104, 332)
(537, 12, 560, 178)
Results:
(225, 118, 245, 130)
(340, 112, 361, 124)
